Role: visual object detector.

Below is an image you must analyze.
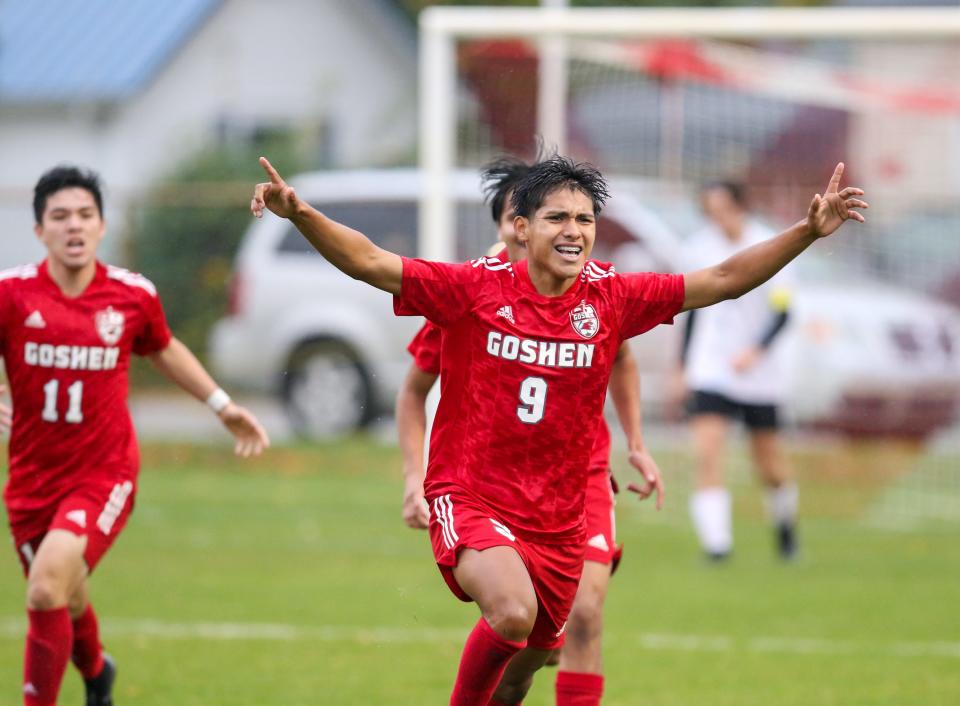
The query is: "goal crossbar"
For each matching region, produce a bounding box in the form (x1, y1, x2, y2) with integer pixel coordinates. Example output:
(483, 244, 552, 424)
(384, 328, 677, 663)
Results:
(418, 6, 960, 261)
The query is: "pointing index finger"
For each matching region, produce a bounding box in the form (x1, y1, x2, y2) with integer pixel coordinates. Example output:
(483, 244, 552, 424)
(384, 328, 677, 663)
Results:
(826, 162, 844, 194)
(259, 156, 285, 185)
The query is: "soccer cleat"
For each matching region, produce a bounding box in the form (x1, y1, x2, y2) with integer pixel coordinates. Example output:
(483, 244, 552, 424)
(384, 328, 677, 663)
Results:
(777, 522, 799, 561)
(84, 653, 116, 706)
(705, 550, 731, 563)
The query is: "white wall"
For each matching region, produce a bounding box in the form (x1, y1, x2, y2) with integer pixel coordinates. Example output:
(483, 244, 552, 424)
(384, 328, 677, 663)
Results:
(0, 0, 416, 267)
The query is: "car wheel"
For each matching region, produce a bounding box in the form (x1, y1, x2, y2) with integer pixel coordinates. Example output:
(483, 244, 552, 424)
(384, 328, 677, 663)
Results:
(282, 340, 373, 439)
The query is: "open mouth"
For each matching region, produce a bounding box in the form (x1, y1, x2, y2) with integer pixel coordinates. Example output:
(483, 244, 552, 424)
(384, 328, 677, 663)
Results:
(65, 238, 86, 255)
(555, 244, 583, 262)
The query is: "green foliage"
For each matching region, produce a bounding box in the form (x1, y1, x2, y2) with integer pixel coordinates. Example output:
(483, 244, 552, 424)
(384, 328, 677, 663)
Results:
(127, 137, 303, 357)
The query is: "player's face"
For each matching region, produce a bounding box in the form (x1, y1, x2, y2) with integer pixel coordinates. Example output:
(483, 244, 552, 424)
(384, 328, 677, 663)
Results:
(702, 188, 745, 240)
(497, 191, 526, 263)
(34, 188, 105, 271)
(516, 187, 596, 290)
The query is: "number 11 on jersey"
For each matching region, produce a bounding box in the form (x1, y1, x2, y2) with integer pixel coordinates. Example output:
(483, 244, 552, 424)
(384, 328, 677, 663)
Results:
(517, 376, 547, 424)
(41, 379, 84, 423)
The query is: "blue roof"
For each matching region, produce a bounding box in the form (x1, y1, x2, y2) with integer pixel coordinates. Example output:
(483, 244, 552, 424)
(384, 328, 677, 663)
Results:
(0, 0, 221, 102)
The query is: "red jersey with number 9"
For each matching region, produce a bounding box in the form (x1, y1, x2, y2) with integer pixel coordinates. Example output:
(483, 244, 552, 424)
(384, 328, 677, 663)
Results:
(409, 319, 614, 475)
(395, 256, 683, 542)
(1, 261, 171, 514)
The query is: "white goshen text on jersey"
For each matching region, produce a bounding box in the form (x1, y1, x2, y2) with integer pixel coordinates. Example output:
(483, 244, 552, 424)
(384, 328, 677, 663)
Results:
(24, 342, 120, 371)
(486, 331, 595, 368)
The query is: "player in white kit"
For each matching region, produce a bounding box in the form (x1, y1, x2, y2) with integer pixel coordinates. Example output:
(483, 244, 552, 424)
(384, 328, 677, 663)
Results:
(676, 181, 798, 561)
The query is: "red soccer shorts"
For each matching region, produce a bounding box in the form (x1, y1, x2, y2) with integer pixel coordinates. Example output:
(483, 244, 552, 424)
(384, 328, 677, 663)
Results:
(427, 488, 586, 651)
(7, 476, 137, 576)
(583, 467, 622, 568)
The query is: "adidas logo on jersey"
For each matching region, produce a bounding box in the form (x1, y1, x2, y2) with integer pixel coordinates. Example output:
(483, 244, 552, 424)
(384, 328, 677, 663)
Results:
(65, 509, 87, 528)
(587, 533, 610, 552)
(24, 311, 46, 329)
(496, 305, 515, 325)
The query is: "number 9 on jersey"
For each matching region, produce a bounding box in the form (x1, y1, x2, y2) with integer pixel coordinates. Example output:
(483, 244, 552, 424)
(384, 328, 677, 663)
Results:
(517, 376, 547, 424)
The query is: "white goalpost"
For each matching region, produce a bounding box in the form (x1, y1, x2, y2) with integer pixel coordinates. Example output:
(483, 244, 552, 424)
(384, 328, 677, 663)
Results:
(419, 4, 960, 260)
(417, 5, 960, 529)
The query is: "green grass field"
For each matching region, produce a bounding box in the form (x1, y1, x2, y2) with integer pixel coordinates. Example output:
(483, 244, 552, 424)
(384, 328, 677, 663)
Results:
(2, 439, 958, 705)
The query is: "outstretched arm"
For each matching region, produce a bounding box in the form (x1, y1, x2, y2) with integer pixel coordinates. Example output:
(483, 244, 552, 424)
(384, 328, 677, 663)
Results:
(608, 343, 664, 509)
(396, 365, 438, 529)
(251, 157, 403, 294)
(683, 163, 867, 311)
(148, 337, 270, 457)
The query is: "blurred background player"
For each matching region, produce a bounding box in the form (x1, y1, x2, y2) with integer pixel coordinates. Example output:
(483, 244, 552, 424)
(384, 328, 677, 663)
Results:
(252, 155, 866, 706)
(675, 181, 798, 561)
(3, 166, 270, 706)
(396, 156, 664, 706)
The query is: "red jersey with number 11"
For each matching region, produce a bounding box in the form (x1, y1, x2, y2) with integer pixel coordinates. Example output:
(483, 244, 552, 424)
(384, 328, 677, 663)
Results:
(1, 261, 171, 514)
(395, 256, 683, 542)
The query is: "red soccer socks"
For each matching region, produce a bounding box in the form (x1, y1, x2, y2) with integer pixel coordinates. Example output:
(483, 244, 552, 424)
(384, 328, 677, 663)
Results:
(24, 607, 73, 706)
(450, 618, 526, 706)
(71, 603, 105, 680)
(556, 671, 604, 706)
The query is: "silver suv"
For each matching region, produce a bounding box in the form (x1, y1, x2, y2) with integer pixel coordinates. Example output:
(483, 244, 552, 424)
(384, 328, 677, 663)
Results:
(211, 169, 960, 440)
(208, 168, 680, 438)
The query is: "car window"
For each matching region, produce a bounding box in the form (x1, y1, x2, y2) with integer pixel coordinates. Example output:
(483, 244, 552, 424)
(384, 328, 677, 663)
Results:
(278, 202, 418, 257)
(277, 200, 490, 261)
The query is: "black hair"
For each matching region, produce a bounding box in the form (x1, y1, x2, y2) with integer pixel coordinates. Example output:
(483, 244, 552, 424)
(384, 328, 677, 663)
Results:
(480, 156, 532, 224)
(33, 165, 104, 224)
(510, 155, 610, 219)
(701, 180, 748, 210)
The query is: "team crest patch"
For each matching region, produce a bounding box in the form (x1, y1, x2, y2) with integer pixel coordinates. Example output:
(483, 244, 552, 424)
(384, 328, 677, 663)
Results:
(95, 307, 125, 345)
(570, 301, 600, 339)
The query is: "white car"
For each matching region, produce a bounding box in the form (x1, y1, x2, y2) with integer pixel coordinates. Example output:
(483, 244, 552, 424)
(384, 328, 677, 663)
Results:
(210, 169, 960, 440)
(209, 169, 680, 437)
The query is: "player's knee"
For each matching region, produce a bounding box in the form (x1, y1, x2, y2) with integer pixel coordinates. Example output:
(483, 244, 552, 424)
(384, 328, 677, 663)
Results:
(67, 590, 88, 618)
(486, 600, 537, 642)
(26, 574, 68, 610)
(566, 598, 603, 645)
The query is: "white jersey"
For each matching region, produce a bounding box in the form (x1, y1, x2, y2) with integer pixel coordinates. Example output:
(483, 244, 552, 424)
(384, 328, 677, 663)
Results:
(683, 220, 794, 405)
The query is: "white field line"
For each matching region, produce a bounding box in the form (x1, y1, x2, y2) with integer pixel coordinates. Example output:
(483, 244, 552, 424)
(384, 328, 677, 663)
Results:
(1, 617, 958, 658)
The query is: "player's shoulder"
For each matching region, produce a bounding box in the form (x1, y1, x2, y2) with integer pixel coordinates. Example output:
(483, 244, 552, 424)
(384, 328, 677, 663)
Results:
(580, 259, 618, 283)
(104, 264, 159, 298)
(469, 253, 514, 277)
(0, 263, 40, 286)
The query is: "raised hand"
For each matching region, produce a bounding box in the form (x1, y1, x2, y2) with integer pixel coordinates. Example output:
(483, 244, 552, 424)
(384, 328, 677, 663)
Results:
(807, 162, 869, 239)
(218, 402, 270, 458)
(251, 157, 301, 219)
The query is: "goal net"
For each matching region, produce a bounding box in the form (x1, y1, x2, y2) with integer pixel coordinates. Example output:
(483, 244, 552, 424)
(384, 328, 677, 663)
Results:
(419, 6, 960, 530)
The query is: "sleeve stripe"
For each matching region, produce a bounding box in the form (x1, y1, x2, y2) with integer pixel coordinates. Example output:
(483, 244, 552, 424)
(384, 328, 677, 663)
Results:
(470, 256, 513, 273)
(0, 264, 38, 281)
(582, 261, 617, 282)
(106, 266, 158, 296)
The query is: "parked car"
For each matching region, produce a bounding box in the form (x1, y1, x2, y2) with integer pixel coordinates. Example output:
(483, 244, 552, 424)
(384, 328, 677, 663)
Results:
(210, 169, 960, 440)
(209, 169, 680, 437)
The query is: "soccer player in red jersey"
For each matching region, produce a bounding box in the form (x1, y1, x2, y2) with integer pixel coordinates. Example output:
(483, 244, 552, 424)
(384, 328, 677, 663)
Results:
(252, 156, 867, 705)
(397, 157, 663, 705)
(4, 166, 270, 706)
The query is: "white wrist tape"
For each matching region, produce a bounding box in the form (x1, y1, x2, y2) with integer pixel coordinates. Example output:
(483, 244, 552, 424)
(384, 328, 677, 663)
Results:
(206, 388, 231, 414)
